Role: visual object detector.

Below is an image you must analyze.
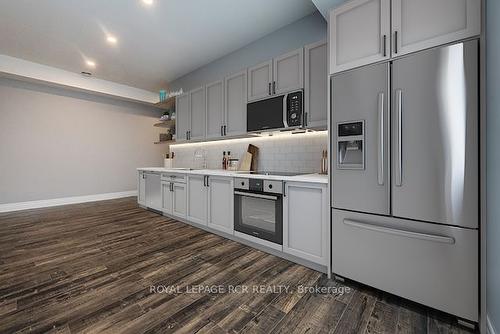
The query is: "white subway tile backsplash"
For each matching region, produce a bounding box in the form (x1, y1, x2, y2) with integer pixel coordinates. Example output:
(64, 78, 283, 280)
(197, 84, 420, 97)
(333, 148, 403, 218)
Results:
(169, 131, 328, 173)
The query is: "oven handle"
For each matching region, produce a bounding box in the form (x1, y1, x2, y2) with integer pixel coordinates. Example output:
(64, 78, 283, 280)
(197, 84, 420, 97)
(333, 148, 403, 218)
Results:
(234, 191, 278, 201)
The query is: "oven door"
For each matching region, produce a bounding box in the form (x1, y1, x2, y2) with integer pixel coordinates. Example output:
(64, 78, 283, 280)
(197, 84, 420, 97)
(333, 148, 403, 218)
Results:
(234, 190, 283, 244)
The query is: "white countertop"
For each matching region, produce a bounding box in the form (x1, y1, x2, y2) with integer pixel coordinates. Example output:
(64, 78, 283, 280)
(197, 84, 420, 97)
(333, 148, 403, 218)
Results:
(137, 167, 328, 184)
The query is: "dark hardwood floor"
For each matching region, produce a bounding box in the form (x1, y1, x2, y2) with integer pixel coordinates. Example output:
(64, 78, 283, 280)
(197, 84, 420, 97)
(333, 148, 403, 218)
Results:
(0, 197, 475, 333)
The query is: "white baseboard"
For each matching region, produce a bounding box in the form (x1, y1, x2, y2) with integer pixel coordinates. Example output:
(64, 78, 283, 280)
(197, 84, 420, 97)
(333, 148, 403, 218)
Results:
(488, 315, 497, 334)
(0, 190, 137, 213)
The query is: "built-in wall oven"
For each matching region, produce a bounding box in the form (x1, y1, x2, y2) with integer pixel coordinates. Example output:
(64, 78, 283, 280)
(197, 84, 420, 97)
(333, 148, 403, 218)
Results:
(234, 178, 283, 245)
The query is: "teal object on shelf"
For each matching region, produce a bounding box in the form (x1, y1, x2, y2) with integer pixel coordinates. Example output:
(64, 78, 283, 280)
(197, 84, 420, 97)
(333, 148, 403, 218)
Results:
(159, 90, 166, 102)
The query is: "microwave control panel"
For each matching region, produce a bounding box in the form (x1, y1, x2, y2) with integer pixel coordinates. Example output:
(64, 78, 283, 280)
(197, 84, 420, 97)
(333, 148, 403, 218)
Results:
(286, 91, 303, 127)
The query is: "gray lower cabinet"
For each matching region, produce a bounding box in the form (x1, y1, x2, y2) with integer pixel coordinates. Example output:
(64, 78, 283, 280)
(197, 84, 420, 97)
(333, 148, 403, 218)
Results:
(161, 181, 173, 214)
(224, 70, 247, 136)
(283, 182, 328, 265)
(207, 176, 234, 234)
(138, 171, 146, 206)
(205, 80, 225, 139)
(176, 92, 190, 141)
(187, 175, 208, 225)
(144, 172, 161, 211)
(161, 175, 187, 219)
(304, 40, 327, 129)
(172, 182, 187, 218)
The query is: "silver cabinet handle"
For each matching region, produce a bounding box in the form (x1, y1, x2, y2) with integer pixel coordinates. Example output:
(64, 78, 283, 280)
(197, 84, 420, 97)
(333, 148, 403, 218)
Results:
(396, 89, 403, 187)
(382, 35, 387, 57)
(170, 182, 174, 192)
(234, 191, 278, 201)
(272, 81, 276, 95)
(206, 175, 210, 187)
(377, 92, 384, 186)
(268, 82, 272, 95)
(394, 31, 398, 54)
(220, 125, 223, 136)
(343, 219, 455, 244)
(223, 125, 227, 136)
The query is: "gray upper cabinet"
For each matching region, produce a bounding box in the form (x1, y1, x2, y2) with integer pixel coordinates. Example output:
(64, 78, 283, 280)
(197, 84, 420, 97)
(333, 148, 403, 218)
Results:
(205, 80, 225, 139)
(189, 86, 206, 140)
(273, 48, 304, 95)
(247, 60, 273, 102)
(330, 0, 390, 74)
(304, 40, 327, 129)
(392, 0, 480, 57)
(176, 92, 190, 141)
(224, 70, 247, 136)
(330, 0, 480, 74)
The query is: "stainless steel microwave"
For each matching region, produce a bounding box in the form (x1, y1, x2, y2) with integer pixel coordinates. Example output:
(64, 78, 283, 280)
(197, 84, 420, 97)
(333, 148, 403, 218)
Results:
(246, 90, 303, 132)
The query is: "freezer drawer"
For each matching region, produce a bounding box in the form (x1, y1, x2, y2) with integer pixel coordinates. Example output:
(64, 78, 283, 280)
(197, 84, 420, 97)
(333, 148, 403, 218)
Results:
(332, 209, 478, 321)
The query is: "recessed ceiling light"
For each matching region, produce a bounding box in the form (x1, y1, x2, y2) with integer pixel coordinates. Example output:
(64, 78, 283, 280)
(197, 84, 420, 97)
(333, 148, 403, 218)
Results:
(142, 0, 153, 5)
(86, 60, 96, 68)
(106, 35, 117, 44)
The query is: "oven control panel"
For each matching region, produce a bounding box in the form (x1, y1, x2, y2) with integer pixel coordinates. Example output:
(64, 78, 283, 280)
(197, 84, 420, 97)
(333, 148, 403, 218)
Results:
(263, 180, 283, 195)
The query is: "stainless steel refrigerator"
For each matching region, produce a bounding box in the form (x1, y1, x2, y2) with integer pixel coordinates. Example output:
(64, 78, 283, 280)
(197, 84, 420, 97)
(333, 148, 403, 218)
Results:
(331, 40, 479, 322)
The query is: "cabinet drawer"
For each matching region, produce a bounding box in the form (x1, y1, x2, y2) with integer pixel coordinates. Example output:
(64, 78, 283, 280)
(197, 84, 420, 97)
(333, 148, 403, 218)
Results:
(161, 173, 186, 183)
(332, 209, 478, 321)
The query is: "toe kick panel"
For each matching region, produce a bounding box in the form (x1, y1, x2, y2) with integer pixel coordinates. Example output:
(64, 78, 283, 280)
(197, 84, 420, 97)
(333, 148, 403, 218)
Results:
(332, 209, 478, 322)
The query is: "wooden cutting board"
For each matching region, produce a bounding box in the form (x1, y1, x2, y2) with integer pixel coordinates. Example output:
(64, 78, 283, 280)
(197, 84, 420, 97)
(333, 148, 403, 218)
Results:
(247, 144, 259, 171)
(239, 152, 252, 171)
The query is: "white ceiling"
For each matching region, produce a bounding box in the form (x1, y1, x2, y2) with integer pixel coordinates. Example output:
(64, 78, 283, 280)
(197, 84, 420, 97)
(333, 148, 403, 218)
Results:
(0, 0, 317, 92)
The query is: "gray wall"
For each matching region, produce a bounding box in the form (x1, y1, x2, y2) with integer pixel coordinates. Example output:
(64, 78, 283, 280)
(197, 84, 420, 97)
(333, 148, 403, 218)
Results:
(487, 0, 500, 332)
(169, 11, 327, 92)
(0, 77, 165, 204)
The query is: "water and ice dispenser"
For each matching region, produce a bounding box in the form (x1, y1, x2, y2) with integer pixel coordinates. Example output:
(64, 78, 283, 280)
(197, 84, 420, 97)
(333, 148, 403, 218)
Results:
(336, 121, 365, 170)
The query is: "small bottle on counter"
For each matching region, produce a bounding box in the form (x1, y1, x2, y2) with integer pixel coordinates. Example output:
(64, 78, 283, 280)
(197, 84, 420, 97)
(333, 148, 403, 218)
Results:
(222, 151, 227, 170)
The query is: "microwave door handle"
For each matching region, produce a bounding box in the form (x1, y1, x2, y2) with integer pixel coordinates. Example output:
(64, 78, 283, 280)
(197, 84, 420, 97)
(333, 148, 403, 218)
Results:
(283, 94, 289, 128)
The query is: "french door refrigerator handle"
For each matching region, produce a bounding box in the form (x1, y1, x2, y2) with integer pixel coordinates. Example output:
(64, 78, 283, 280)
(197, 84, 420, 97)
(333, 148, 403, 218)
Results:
(378, 92, 384, 185)
(396, 89, 403, 187)
(343, 219, 455, 244)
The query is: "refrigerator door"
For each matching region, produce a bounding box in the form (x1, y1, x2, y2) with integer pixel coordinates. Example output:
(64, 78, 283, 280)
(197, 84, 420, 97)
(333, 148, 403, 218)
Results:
(332, 63, 390, 215)
(392, 40, 479, 228)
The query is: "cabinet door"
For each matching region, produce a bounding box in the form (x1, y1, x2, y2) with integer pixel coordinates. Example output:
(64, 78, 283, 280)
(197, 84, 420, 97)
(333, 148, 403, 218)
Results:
(207, 177, 234, 234)
(187, 175, 208, 225)
(161, 181, 173, 215)
(206, 80, 224, 139)
(145, 173, 161, 211)
(392, 0, 480, 57)
(273, 48, 303, 95)
(172, 183, 187, 218)
(304, 40, 327, 129)
(329, 0, 390, 74)
(224, 70, 247, 136)
(176, 93, 190, 141)
(283, 183, 327, 265)
(189, 86, 206, 140)
(138, 172, 146, 206)
(247, 60, 273, 102)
